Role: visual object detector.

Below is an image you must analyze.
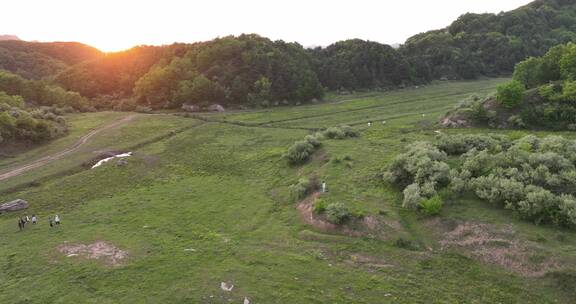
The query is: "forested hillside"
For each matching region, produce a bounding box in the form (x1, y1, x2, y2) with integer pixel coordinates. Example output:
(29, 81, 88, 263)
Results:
(401, 0, 576, 80)
(443, 42, 576, 130)
(0, 40, 103, 79)
(309, 39, 415, 90)
(0, 70, 90, 146)
(3, 0, 576, 111)
(58, 35, 324, 109)
(55, 44, 186, 99)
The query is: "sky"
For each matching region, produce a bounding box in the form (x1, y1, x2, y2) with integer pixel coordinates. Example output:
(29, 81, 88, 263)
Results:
(2, 0, 533, 52)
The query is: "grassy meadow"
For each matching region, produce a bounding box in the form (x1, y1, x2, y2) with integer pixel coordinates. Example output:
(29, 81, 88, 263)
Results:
(1, 78, 576, 303)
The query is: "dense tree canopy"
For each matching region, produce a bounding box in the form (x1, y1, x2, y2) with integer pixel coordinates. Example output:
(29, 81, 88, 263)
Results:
(0, 40, 102, 79)
(56, 44, 186, 98)
(0, 71, 81, 144)
(446, 41, 576, 130)
(402, 0, 576, 80)
(133, 34, 324, 108)
(309, 39, 415, 90)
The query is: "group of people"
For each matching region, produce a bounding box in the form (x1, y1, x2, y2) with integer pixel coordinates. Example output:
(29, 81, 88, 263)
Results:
(18, 214, 60, 231)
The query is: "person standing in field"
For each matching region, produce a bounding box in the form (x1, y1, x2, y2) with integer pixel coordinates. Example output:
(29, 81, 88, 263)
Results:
(55, 215, 61, 225)
(322, 181, 327, 193)
(18, 219, 22, 231)
(31, 215, 37, 224)
(48, 216, 53, 228)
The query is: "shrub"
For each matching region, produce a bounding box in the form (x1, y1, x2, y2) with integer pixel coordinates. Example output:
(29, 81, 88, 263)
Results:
(508, 115, 526, 128)
(284, 133, 325, 165)
(420, 195, 443, 216)
(323, 127, 346, 139)
(496, 81, 525, 108)
(289, 177, 319, 202)
(313, 199, 328, 214)
(325, 203, 352, 225)
(322, 125, 359, 139)
(304, 134, 322, 148)
(385, 141, 449, 188)
(402, 183, 422, 209)
(436, 134, 506, 155)
(285, 140, 315, 165)
(394, 238, 419, 251)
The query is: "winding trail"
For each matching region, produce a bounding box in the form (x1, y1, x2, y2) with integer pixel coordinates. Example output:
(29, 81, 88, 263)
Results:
(0, 114, 137, 182)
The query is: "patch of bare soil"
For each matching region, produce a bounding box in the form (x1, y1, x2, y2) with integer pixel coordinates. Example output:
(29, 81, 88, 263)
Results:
(435, 220, 558, 277)
(296, 192, 398, 239)
(58, 241, 128, 266)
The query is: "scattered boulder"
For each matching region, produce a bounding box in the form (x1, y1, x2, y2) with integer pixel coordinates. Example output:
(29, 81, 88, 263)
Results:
(181, 104, 200, 112)
(207, 104, 225, 112)
(441, 114, 470, 128)
(220, 282, 234, 291)
(0, 199, 29, 213)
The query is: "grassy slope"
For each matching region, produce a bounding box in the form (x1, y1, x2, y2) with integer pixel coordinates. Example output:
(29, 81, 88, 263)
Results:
(1, 78, 574, 303)
(0, 113, 201, 193)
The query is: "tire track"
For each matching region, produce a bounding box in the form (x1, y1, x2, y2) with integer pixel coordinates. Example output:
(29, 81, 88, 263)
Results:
(0, 114, 137, 181)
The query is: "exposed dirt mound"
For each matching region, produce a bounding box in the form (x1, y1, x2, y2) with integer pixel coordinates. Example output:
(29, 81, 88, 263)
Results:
(436, 220, 558, 277)
(296, 192, 397, 239)
(58, 241, 128, 266)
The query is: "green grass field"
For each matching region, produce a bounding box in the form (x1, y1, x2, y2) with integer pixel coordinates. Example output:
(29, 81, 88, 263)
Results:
(1, 78, 575, 303)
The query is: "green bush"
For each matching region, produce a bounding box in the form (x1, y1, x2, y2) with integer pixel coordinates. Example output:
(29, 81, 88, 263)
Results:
(496, 81, 525, 108)
(313, 199, 327, 214)
(394, 238, 419, 251)
(289, 177, 319, 202)
(385, 142, 450, 189)
(322, 125, 359, 139)
(323, 127, 346, 139)
(304, 134, 322, 147)
(284, 133, 326, 165)
(420, 195, 443, 216)
(325, 203, 351, 225)
(285, 140, 315, 165)
(402, 183, 422, 209)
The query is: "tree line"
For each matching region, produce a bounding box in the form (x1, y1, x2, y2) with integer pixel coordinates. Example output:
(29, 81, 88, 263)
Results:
(0, 70, 89, 144)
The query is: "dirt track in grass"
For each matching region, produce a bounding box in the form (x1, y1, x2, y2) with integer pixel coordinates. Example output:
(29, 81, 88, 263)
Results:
(0, 115, 136, 182)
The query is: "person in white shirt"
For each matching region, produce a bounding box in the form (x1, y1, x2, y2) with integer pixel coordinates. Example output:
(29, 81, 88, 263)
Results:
(322, 181, 327, 193)
(31, 215, 37, 224)
(54, 215, 61, 225)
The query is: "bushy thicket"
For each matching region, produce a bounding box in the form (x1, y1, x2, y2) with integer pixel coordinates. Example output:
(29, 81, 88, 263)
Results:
(0, 70, 89, 111)
(284, 126, 358, 165)
(0, 70, 82, 144)
(0, 95, 68, 144)
(401, 0, 576, 81)
(454, 42, 576, 130)
(289, 176, 320, 202)
(385, 133, 576, 227)
(0, 40, 102, 79)
(313, 199, 356, 225)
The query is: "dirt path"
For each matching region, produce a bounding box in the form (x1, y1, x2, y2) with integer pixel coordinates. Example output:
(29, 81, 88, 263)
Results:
(0, 114, 137, 182)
